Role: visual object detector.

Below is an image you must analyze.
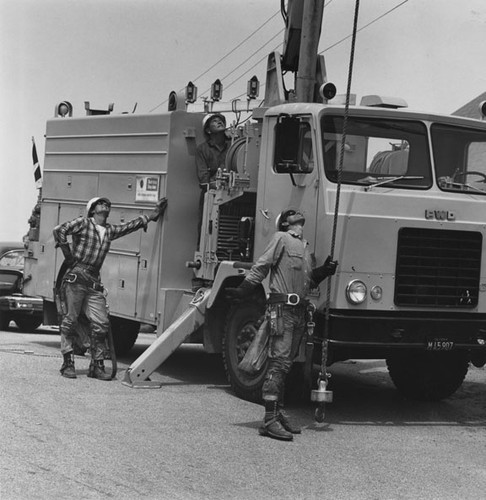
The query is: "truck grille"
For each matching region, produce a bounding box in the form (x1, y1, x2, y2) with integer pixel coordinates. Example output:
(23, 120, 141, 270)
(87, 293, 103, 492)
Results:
(217, 214, 242, 260)
(216, 194, 256, 262)
(394, 228, 482, 307)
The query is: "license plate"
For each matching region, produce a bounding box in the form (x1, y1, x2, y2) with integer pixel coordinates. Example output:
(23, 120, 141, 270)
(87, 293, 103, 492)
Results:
(426, 339, 454, 351)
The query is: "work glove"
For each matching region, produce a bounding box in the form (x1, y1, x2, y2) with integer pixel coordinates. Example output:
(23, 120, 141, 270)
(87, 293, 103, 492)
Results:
(225, 280, 255, 301)
(312, 255, 338, 284)
(149, 197, 168, 222)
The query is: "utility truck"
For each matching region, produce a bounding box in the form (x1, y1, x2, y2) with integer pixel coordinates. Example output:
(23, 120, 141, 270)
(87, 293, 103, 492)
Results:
(24, 0, 486, 405)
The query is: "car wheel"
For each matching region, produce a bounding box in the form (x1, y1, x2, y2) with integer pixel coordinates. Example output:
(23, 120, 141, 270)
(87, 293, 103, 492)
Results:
(0, 312, 11, 331)
(15, 316, 43, 332)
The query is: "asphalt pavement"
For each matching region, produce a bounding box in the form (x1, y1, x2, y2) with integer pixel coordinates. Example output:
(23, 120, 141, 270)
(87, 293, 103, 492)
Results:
(1, 326, 485, 500)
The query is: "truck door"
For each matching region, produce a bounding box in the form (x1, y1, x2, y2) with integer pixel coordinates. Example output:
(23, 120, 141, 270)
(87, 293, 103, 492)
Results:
(255, 115, 320, 257)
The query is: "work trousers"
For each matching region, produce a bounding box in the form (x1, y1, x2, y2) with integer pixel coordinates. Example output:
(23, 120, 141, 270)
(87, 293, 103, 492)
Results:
(262, 305, 306, 401)
(60, 282, 110, 360)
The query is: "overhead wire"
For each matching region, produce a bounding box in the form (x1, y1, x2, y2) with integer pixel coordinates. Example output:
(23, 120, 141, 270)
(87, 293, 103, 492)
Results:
(149, 0, 409, 113)
(149, 9, 281, 112)
(200, 30, 284, 98)
(319, 0, 409, 54)
(214, 0, 409, 101)
(227, 0, 336, 101)
(191, 10, 281, 84)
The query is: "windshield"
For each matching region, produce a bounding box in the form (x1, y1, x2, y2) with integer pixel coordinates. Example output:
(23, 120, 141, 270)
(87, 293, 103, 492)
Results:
(432, 123, 486, 195)
(322, 115, 432, 189)
(0, 250, 24, 268)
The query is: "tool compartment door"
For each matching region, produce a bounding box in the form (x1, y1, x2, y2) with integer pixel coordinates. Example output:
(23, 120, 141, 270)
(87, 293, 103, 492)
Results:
(102, 252, 139, 319)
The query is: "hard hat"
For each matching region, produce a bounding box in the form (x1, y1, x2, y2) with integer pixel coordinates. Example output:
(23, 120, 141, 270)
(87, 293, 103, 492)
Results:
(202, 113, 226, 134)
(87, 197, 111, 216)
(276, 209, 306, 231)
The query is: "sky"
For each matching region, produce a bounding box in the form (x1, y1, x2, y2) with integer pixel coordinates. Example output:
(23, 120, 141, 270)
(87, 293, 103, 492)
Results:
(1, 0, 485, 241)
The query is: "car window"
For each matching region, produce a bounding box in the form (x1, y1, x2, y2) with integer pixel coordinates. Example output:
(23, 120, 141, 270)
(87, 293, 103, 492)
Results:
(0, 250, 24, 267)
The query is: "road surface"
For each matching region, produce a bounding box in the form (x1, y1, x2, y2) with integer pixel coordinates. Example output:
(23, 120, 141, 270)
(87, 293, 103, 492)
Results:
(1, 326, 485, 499)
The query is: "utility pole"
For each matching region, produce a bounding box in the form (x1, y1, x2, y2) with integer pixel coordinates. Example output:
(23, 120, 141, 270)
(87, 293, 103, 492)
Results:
(295, 0, 325, 103)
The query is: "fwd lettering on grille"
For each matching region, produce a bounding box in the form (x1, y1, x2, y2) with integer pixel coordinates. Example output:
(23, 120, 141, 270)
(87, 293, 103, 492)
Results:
(425, 209, 455, 221)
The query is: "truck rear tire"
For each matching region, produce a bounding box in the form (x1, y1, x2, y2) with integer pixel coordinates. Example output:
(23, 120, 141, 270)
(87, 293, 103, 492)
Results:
(223, 302, 266, 403)
(386, 350, 469, 401)
(110, 317, 139, 355)
(15, 316, 43, 332)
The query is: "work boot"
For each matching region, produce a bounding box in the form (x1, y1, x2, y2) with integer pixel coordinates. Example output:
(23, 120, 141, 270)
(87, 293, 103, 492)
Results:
(88, 360, 111, 381)
(258, 399, 293, 441)
(278, 408, 301, 434)
(60, 352, 76, 379)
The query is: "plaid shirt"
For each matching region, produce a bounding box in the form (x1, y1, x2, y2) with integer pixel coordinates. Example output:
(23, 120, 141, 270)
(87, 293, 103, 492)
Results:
(53, 215, 149, 274)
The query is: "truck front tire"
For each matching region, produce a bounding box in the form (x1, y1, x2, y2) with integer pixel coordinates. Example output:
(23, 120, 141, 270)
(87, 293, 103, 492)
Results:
(386, 350, 469, 401)
(223, 302, 266, 403)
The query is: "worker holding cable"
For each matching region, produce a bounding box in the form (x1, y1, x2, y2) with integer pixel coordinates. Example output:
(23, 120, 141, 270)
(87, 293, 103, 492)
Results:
(53, 196, 167, 380)
(226, 209, 337, 441)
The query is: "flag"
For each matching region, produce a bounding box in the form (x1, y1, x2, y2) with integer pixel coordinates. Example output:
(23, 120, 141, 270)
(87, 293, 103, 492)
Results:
(32, 137, 42, 189)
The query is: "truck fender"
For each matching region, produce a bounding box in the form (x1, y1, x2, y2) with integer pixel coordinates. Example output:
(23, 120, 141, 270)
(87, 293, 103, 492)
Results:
(207, 261, 253, 309)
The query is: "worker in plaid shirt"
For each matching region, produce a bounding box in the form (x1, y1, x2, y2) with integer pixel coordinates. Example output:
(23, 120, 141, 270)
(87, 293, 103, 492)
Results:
(53, 196, 167, 380)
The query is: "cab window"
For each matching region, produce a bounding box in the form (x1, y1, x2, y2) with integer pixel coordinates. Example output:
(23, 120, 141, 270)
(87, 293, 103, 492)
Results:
(322, 115, 432, 189)
(432, 123, 486, 195)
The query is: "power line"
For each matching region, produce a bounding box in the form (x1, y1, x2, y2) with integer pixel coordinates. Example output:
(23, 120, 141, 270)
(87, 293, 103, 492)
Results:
(320, 0, 409, 54)
(149, 0, 409, 113)
(208, 0, 366, 98)
(149, 10, 281, 112)
(191, 10, 281, 84)
(227, 0, 408, 102)
(199, 30, 284, 98)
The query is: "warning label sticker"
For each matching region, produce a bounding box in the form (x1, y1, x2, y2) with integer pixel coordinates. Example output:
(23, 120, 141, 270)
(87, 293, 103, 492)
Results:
(135, 176, 159, 202)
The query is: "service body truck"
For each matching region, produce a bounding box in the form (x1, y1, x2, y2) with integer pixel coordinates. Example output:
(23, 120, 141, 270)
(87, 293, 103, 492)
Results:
(24, 0, 486, 404)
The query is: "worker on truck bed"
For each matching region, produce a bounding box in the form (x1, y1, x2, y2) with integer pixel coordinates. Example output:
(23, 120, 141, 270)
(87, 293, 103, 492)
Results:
(53, 196, 167, 380)
(195, 113, 236, 240)
(226, 209, 337, 441)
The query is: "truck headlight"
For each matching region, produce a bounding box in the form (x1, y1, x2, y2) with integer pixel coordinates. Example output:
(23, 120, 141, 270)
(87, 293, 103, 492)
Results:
(346, 280, 367, 304)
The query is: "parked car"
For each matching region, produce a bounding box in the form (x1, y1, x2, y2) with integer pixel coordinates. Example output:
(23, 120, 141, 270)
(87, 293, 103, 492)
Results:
(0, 243, 43, 331)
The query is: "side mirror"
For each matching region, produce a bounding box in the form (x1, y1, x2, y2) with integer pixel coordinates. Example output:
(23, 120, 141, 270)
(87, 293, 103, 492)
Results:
(274, 115, 300, 172)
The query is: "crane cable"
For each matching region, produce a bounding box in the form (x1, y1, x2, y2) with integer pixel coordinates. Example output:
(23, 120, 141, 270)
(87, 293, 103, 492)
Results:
(315, 0, 361, 423)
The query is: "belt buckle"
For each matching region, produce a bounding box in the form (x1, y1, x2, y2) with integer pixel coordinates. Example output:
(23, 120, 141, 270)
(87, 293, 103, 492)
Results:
(286, 293, 300, 306)
(64, 273, 77, 284)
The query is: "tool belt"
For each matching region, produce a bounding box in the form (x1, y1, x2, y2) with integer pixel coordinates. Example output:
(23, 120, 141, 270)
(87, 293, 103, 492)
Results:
(63, 270, 104, 292)
(267, 292, 303, 306)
